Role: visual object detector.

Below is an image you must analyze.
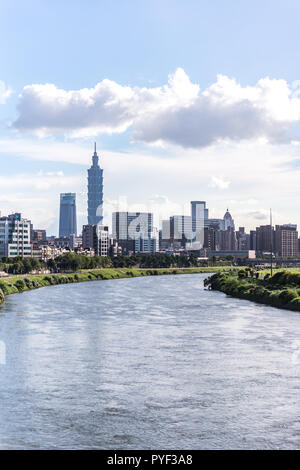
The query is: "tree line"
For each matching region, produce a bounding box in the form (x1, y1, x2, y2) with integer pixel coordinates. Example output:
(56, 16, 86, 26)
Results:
(0, 252, 222, 274)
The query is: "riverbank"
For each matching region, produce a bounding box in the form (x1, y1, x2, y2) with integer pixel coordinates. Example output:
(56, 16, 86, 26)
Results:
(205, 269, 300, 311)
(0, 266, 233, 306)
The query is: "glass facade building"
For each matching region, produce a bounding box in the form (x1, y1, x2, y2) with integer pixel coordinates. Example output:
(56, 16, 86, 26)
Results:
(88, 144, 103, 225)
(59, 193, 77, 237)
(112, 212, 157, 253)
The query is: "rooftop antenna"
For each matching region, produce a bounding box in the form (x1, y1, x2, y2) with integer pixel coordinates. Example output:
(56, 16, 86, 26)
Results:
(94, 142, 96, 153)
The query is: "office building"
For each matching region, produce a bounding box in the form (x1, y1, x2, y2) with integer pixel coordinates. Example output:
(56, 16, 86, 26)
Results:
(59, 193, 77, 238)
(191, 201, 208, 229)
(236, 227, 250, 251)
(256, 225, 274, 253)
(170, 215, 193, 249)
(219, 227, 237, 251)
(223, 209, 235, 230)
(112, 212, 156, 253)
(250, 230, 257, 251)
(82, 224, 109, 256)
(160, 219, 171, 249)
(0, 213, 32, 258)
(190, 201, 206, 250)
(204, 226, 217, 251)
(87, 143, 103, 225)
(275, 224, 298, 257)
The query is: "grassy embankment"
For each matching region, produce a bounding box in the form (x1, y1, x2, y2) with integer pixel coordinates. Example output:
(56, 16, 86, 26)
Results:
(0, 266, 235, 306)
(205, 268, 300, 311)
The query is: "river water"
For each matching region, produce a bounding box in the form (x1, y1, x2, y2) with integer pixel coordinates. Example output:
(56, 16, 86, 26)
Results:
(0, 273, 300, 449)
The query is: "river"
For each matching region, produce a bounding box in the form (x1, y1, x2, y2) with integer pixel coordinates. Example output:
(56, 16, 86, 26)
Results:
(0, 273, 300, 449)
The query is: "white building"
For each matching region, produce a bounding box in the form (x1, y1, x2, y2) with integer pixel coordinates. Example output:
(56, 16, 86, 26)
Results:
(82, 224, 109, 256)
(0, 213, 32, 258)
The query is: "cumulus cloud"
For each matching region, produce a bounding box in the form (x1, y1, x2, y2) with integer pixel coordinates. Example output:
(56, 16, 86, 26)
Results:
(14, 68, 199, 138)
(0, 80, 12, 104)
(209, 176, 230, 189)
(14, 69, 300, 147)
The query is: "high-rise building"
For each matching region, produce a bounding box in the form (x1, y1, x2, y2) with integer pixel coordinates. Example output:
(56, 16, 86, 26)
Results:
(189, 201, 206, 250)
(170, 215, 193, 249)
(219, 226, 237, 251)
(191, 201, 208, 229)
(88, 143, 103, 225)
(223, 209, 235, 230)
(256, 225, 274, 253)
(59, 193, 77, 237)
(275, 224, 298, 257)
(250, 230, 257, 251)
(160, 219, 171, 249)
(112, 212, 156, 254)
(204, 226, 217, 251)
(0, 213, 33, 258)
(82, 224, 109, 256)
(236, 227, 250, 250)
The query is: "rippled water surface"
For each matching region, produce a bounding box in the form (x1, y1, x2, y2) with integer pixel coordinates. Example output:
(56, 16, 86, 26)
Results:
(1, 273, 300, 449)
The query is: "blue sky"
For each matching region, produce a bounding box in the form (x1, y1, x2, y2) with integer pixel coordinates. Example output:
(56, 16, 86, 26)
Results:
(1, 0, 300, 234)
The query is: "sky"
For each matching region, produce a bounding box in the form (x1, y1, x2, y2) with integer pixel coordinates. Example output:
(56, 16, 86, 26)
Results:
(1, 0, 300, 235)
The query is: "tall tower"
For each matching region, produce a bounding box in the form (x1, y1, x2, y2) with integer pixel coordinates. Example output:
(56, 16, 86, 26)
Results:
(59, 193, 77, 237)
(223, 209, 235, 230)
(87, 143, 103, 225)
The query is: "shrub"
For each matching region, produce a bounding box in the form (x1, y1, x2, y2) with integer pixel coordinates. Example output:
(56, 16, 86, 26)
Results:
(15, 279, 26, 291)
(0, 287, 5, 304)
(43, 275, 54, 285)
(238, 269, 247, 279)
(288, 296, 300, 311)
(0, 281, 10, 295)
(24, 277, 33, 288)
(278, 288, 299, 304)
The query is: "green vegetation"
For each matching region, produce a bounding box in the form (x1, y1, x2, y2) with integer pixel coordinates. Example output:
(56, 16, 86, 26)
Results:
(0, 266, 232, 307)
(204, 269, 300, 312)
(0, 252, 239, 276)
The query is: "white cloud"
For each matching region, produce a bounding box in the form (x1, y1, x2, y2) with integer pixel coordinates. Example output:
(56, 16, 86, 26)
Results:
(0, 80, 12, 104)
(209, 176, 230, 190)
(14, 69, 300, 147)
(14, 68, 199, 138)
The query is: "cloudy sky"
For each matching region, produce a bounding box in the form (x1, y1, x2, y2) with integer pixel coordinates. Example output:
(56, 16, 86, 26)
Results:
(1, 0, 300, 234)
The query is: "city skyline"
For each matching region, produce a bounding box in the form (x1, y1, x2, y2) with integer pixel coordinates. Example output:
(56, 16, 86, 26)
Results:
(1, 2, 300, 234)
(0, 140, 298, 240)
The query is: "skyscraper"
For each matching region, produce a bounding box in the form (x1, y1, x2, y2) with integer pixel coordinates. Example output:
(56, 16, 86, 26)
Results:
(189, 201, 207, 250)
(112, 212, 157, 254)
(275, 224, 298, 257)
(223, 209, 235, 230)
(88, 143, 103, 225)
(191, 201, 208, 230)
(59, 193, 77, 237)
